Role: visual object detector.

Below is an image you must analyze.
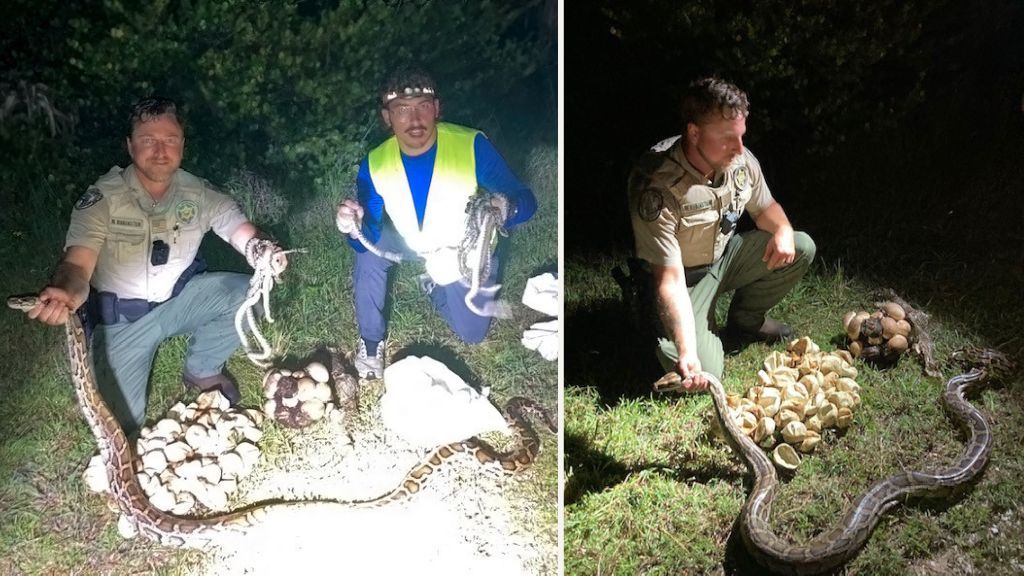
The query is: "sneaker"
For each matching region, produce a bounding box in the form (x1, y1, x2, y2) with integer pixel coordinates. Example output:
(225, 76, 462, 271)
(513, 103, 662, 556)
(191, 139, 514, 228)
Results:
(183, 369, 242, 406)
(355, 339, 385, 379)
(723, 317, 794, 346)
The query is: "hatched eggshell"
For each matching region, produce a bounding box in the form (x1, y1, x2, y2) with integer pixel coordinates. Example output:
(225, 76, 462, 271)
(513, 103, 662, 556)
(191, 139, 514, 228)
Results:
(773, 443, 800, 471)
(753, 417, 776, 445)
(163, 441, 192, 463)
(781, 421, 808, 444)
(141, 450, 168, 473)
(799, 431, 821, 453)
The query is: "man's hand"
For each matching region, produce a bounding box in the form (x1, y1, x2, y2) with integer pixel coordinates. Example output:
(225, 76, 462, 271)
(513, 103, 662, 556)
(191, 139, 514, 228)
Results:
(675, 351, 708, 392)
(244, 238, 289, 276)
(762, 226, 796, 270)
(488, 193, 510, 227)
(27, 286, 80, 326)
(336, 199, 365, 237)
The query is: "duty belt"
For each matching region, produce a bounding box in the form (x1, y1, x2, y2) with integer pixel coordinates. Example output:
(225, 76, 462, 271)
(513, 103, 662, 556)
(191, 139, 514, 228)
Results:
(82, 255, 207, 330)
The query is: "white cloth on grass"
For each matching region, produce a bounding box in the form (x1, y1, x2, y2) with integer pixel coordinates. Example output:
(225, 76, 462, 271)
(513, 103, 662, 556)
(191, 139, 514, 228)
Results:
(521, 319, 558, 361)
(380, 356, 509, 448)
(520, 272, 559, 361)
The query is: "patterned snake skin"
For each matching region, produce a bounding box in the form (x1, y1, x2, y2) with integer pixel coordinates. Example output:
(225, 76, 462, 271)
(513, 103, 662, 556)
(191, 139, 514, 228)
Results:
(7, 295, 555, 548)
(654, 347, 1015, 575)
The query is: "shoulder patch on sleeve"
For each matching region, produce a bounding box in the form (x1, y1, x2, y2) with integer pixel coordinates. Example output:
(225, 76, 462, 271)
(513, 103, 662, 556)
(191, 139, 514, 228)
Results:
(74, 186, 103, 210)
(638, 188, 665, 222)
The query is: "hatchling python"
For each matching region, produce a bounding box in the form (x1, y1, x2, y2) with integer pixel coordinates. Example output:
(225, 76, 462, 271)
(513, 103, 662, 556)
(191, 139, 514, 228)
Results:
(7, 295, 555, 548)
(654, 346, 1015, 575)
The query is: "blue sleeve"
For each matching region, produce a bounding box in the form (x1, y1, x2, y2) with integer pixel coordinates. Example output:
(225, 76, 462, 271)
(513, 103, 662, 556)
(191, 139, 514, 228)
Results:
(474, 133, 536, 228)
(349, 159, 385, 252)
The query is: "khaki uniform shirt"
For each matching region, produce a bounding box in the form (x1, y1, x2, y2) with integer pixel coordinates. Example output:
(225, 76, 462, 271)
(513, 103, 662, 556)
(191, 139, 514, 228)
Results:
(628, 136, 775, 268)
(66, 165, 247, 302)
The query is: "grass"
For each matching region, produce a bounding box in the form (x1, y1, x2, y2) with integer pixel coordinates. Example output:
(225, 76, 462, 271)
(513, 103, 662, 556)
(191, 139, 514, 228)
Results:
(565, 246, 1024, 575)
(0, 143, 558, 574)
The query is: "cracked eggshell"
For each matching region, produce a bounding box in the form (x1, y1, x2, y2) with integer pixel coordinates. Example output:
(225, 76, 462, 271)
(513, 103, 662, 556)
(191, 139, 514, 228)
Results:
(773, 443, 801, 471)
(836, 407, 854, 429)
(753, 417, 776, 446)
(781, 421, 808, 444)
(735, 410, 758, 437)
(799, 431, 822, 453)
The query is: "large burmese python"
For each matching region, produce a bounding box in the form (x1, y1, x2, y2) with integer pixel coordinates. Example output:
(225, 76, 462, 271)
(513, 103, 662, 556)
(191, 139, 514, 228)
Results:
(7, 295, 554, 548)
(653, 347, 1015, 575)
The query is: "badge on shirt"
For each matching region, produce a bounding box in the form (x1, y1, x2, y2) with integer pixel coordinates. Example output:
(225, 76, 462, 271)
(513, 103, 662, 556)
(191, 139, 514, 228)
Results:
(176, 200, 199, 225)
(638, 189, 665, 222)
(75, 186, 103, 210)
(733, 166, 749, 189)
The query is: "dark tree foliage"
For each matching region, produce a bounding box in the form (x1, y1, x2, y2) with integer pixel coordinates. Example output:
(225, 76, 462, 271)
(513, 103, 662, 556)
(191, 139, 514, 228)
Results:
(566, 0, 1023, 252)
(0, 0, 554, 215)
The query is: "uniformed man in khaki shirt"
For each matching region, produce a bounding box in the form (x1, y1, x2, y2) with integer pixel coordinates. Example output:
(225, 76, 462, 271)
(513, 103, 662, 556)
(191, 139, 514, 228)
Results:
(24, 97, 288, 435)
(628, 77, 816, 391)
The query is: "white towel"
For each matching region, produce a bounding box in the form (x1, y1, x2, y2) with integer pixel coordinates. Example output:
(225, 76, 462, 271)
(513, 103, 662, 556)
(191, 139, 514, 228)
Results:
(380, 356, 509, 448)
(521, 272, 559, 317)
(521, 319, 559, 361)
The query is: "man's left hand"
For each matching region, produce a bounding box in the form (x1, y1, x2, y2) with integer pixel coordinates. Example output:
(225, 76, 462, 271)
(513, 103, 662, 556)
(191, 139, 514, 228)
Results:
(762, 227, 796, 270)
(489, 193, 511, 227)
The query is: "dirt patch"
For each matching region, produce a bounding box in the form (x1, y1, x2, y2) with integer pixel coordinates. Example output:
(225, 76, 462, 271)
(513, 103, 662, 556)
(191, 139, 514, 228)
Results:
(190, 382, 558, 575)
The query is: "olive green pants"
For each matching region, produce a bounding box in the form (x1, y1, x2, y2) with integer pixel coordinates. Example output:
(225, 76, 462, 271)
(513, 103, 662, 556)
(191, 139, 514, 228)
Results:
(656, 230, 816, 378)
(91, 272, 250, 435)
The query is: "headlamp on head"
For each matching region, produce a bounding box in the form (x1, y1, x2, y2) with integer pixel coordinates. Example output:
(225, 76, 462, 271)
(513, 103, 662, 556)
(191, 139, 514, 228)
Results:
(383, 86, 435, 105)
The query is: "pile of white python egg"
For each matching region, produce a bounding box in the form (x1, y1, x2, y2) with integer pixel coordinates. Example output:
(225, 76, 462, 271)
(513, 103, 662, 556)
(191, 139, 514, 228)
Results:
(724, 337, 862, 471)
(83, 391, 264, 530)
(842, 302, 913, 365)
(262, 361, 335, 428)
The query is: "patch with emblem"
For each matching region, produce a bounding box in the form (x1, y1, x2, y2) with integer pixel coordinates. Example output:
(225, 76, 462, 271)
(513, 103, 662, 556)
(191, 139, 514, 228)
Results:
(638, 189, 665, 222)
(175, 199, 199, 225)
(733, 166, 749, 189)
(74, 187, 103, 210)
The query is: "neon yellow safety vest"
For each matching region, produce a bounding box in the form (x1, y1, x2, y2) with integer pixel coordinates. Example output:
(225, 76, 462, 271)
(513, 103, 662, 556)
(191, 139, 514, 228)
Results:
(368, 122, 480, 283)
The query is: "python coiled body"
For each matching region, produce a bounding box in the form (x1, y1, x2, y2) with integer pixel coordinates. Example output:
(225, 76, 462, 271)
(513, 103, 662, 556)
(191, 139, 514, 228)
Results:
(7, 295, 554, 548)
(654, 347, 1013, 574)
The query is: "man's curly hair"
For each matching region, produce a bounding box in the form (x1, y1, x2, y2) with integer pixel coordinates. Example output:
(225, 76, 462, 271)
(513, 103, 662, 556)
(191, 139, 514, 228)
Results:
(128, 96, 185, 136)
(379, 64, 438, 107)
(680, 77, 750, 127)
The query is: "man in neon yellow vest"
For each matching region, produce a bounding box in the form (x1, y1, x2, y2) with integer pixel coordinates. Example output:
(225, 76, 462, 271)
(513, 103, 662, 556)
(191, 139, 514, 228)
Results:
(336, 65, 537, 379)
